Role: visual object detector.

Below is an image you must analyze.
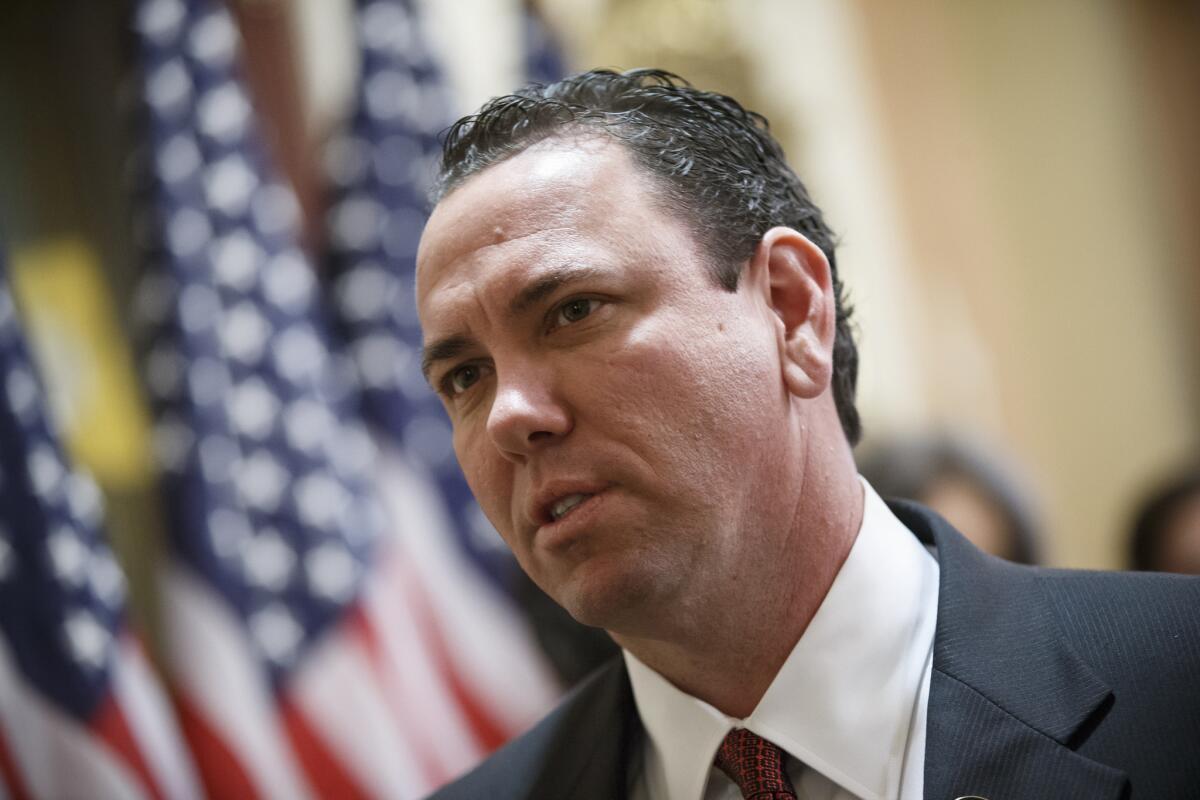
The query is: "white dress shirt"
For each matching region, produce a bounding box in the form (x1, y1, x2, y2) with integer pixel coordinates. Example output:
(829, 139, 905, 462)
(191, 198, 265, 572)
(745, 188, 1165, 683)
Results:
(626, 479, 939, 800)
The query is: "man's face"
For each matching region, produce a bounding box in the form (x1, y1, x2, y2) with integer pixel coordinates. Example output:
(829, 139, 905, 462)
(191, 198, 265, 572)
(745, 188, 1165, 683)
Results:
(416, 138, 799, 635)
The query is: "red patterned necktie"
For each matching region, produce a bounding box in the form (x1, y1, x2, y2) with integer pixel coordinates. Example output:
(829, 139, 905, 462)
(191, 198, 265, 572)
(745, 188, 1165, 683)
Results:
(713, 728, 798, 800)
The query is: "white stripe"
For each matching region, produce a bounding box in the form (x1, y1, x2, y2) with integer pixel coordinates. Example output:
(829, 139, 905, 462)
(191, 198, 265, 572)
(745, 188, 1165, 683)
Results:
(290, 617, 430, 797)
(111, 636, 204, 800)
(363, 557, 488, 779)
(161, 562, 315, 800)
(376, 447, 561, 729)
(0, 636, 146, 799)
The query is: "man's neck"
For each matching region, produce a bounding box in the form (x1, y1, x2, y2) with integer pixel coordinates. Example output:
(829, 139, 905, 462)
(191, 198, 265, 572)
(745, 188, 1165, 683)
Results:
(611, 445, 864, 718)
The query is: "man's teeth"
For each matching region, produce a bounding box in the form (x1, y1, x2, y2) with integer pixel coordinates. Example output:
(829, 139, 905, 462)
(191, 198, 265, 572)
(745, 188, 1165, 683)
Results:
(550, 493, 592, 521)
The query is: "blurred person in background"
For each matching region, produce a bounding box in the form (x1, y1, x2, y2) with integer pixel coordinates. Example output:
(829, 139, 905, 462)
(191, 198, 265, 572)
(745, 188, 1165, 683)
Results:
(859, 432, 1042, 564)
(416, 68, 1200, 800)
(1128, 466, 1200, 575)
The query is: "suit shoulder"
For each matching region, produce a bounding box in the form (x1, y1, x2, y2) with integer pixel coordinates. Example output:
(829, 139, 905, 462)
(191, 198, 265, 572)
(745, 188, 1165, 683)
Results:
(1035, 567, 1200, 683)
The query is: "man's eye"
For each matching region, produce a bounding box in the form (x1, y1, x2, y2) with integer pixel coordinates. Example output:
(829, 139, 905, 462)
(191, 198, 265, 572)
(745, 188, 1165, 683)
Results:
(448, 364, 484, 395)
(553, 298, 597, 327)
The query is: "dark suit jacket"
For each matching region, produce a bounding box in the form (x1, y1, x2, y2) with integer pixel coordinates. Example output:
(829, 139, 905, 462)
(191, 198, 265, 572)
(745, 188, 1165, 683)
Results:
(431, 502, 1200, 799)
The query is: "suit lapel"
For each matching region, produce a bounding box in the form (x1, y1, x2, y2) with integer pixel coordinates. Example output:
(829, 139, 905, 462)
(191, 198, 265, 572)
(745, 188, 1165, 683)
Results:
(528, 658, 642, 800)
(890, 502, 1129, 800)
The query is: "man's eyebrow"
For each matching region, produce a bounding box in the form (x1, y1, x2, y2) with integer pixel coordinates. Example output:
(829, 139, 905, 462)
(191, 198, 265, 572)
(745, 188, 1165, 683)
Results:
(508, 264, 605, 316)
(421, 334, 475, 386)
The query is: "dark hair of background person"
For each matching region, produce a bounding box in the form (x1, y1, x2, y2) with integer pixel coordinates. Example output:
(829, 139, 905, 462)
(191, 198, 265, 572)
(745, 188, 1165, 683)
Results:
(433, 67, 861, 445)
(859, 432, 1043, 565)
(1128, 466, 1200, 573)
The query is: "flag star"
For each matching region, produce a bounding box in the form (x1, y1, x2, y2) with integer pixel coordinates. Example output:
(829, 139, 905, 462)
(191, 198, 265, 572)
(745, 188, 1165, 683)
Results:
(198, 434, 240, 485)
(273, 323, 325, 385)
(0, 534, 15, 582)
(135, 0, 186, 44)
(166, 206, 214, 258)
(330, 194, 385, 251)
(188, 357, 232, 407)
(145, 58, 193, 116)
(330, 422, 375, 479)
(235, 449, 288, 512)
(353, 333, 408, 389)
(360, 2, 413, 56)
(323, 135, 370, 187)
(335, 262, 394, 322)
(228, 377, 279, 440)
(249, 603, 303, 666)
(372, 134, 424, 187)
(261, 249, 314, 314)
(156, 134, 203, 185)
(204, 154, 259, 217)
(152, 414, 195, 472)
(251, 183, 300, 237)
(242, 528, 296, 591)
(64, 609, 112, 671)
(211, 229, 264, 291)
(403, 413, 454, 469)
(146, 341, 186, 397)
(89, 550, 128, 609)
(283, 398, 333, 454)
(208, 507, 254, 561)
(304, 542, 359, 602)
(6, 364, 39, 424)
(48, 524, 90, 587)
(219, 301, 271, 364)
(188, 9, 238, 69)
(197, 83, 251, 144)
(66, 472, 105, 529)
(295, 472, 349, 531)
(365, 70, 416, 124)
(28, 443, 65, 499)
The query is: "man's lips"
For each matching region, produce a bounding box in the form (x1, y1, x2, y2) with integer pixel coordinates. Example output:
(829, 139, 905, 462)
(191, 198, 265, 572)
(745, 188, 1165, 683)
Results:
(528, 481, 611, 528)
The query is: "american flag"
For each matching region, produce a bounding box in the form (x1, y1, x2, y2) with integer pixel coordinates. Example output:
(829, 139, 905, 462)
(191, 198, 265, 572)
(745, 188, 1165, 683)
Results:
(128, 0, 556, 797)
(323, 0, 560, 777)
(0, 255, 201, 799)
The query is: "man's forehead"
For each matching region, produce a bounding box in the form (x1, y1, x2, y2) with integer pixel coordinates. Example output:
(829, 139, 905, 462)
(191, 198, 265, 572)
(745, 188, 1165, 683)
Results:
(415, 137, 648, 305)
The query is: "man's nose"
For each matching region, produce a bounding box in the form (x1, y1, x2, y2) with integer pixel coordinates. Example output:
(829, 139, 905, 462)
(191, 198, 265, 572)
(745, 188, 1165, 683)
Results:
(486, 369, 571, 461)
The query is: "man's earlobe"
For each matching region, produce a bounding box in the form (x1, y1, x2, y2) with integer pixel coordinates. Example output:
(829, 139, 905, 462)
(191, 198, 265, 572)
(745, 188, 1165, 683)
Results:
(759, 227, 836, 400)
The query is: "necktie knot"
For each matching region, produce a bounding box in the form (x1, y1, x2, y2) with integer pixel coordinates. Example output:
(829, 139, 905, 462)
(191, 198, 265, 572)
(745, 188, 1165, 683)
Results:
(713, 728, 797, 800)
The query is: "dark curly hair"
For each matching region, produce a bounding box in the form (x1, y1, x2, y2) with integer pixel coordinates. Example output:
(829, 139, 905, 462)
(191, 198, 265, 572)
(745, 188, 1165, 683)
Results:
(435, 68, 861, 444)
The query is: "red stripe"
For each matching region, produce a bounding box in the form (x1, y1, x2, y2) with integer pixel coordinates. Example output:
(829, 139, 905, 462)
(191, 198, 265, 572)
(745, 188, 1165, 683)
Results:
(173, 690, 262, 800)
(0, 723, 32, 800)
(399, 562, 512, 753)
(280, 697, 372, 800)
(91, 694, 166, 800)
(348, 605, 450, 788)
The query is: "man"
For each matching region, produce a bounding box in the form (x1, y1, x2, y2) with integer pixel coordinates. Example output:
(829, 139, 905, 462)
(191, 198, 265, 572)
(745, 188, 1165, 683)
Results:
(416, 69, 1200, 799)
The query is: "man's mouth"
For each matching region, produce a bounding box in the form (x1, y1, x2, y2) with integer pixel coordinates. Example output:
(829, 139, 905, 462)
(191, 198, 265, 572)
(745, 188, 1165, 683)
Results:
(549, 493, 594, 522)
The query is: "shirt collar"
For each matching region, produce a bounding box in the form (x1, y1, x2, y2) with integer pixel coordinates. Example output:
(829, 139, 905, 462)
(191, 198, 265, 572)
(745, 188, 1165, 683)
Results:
(624, 478, 939, 800)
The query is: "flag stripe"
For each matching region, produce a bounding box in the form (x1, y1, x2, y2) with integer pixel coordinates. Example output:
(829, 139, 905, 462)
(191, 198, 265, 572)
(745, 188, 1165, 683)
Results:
(401, 566, 511, 752)
(91, 693, 168, 800)
(173, 691, 263, 800)
(280, 700, 372, 800)
(0, 725, 31, 800)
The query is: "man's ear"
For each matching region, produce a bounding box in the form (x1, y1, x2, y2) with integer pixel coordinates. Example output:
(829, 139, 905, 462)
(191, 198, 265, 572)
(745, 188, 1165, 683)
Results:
(751, 226, 836, 399)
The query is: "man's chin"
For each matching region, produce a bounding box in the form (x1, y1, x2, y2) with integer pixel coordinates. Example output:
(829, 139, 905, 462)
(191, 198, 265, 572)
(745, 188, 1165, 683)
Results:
(547, 559, 664, 635)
